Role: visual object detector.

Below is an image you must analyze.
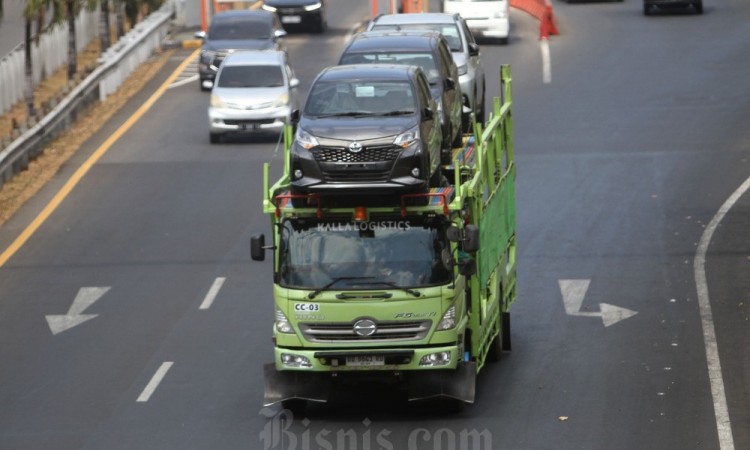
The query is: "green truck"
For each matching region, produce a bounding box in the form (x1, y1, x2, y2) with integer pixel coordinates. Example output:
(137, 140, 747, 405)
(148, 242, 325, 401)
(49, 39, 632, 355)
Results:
(251, 65, 517, 410)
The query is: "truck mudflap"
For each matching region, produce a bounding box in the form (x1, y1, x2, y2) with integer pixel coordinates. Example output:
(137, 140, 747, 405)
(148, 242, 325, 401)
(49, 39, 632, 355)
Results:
(263, 363, 331, 406)
(407, 362, 476, 404)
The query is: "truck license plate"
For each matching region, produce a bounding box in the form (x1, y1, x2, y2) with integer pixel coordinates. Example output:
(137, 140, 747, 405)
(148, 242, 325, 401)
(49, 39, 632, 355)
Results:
(346, 355, 385, 367)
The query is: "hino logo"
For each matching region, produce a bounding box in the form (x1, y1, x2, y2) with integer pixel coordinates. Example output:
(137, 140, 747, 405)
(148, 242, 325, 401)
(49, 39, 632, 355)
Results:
(353, 319, 377, 336)
(348, 141, 363, 153)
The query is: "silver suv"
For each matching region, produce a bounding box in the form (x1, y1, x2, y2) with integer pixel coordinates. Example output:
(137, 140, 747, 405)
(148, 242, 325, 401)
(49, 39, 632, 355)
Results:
(367, 12, 486, 126)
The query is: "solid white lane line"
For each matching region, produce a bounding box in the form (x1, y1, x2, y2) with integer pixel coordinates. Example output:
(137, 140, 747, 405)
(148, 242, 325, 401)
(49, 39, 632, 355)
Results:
(693, 176, 750, 450)
(137, 361, 174, 403)
(199, 277, 226, 310)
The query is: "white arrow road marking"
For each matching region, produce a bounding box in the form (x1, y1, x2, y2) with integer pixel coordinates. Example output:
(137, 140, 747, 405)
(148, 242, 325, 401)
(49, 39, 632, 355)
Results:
(137, 361, 174, 402)
(46, 286, 110, 335)
(559, 279, 637, 327)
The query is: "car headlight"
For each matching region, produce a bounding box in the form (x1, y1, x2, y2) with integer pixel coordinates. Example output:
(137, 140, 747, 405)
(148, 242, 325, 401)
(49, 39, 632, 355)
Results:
(261, 4, 277, 11)
(210, 94, 227, 108)
(200, 50, 215, 64)
(275, 308, 295, 334)
(273, 93, 290, 108)
(393, 126, 420, 149)
(437, 305, 456, 331)
(304, 2, 322, 11)
(494, 10, 507, 19)
(457, 64, 468, 76)
(295, 128, 319, 150)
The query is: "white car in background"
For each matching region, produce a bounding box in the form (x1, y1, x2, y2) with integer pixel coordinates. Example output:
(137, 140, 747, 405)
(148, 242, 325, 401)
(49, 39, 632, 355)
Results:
(442, 0, 510, 45)
(208, 50, 299, 143)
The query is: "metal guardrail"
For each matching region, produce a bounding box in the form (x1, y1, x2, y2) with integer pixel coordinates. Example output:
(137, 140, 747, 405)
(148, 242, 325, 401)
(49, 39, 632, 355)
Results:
(0, 2, 178, 190)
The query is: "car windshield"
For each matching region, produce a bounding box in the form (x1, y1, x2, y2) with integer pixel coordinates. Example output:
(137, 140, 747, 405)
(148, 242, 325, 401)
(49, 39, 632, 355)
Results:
(217, 65, 284, 88)
(304, 80, 416, 116)
(371, 24, 463, 52)
(339, 52, 440, 84)
(278, 218, 451, 290)
(209, 20, 272, 40)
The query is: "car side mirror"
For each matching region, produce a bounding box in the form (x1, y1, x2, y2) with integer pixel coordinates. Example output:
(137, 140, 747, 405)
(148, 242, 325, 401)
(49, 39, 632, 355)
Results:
(468, 42, 480, 57)
(194, 30, 207, 40)
(290, 78, 300, 89)
(445, 77, 456, 90)
(251, 234, 266, 261)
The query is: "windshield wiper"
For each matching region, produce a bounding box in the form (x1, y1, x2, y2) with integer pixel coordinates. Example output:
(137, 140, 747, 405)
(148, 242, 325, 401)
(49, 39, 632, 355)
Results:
(308, 276, 375, 299)
(355, 280, 422, 297)
(315, 111, 374, 118)
(374, 110, 414, 116)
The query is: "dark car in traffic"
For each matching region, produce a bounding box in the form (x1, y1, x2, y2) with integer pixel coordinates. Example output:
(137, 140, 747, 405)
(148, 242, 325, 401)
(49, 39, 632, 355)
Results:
(289, 64, 443, 196)
(643, 0, 702, 15)
(195, 10, 287, 91)
(262, 0, 327, 33)
(338, 31, 464, 162)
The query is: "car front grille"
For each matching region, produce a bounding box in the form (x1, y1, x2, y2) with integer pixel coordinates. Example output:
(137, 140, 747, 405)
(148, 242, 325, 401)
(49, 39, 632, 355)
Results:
(313, 144, 401, 163)
(299, 320, 431, 343)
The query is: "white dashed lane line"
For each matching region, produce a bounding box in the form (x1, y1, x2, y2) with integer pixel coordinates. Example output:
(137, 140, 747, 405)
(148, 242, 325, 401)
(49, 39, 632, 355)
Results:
(137, 361, 174, 402)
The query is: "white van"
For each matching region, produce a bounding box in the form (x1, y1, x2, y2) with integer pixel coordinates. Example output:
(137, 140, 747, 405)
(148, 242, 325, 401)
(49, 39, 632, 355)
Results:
(442, 0, 510, 45)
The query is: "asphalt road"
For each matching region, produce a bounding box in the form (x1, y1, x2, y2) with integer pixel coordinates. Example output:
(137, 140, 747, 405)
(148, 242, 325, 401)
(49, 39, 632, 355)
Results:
(1, 0, 749, 449)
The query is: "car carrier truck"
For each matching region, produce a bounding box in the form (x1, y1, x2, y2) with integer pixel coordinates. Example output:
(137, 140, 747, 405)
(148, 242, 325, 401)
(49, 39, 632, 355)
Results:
(251, 65, 516, 410)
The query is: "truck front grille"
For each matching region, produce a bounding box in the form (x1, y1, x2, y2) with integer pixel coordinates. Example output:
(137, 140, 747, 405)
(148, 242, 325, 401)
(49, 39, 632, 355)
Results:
(299, 320, 431, 343)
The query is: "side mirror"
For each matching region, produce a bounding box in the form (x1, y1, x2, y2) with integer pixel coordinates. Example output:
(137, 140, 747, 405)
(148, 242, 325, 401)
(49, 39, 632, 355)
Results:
(446, 225, 461, 242)
(445, 77, 456, 90)
(251, 234, 266, 261)
(194, 30, 207, 40)
(441, 247, 454, 272)
(289, 78, 300, 89)
(458, 258, 477, 277)
(462, 224, 480, 253)
(468, 42, 480, 57)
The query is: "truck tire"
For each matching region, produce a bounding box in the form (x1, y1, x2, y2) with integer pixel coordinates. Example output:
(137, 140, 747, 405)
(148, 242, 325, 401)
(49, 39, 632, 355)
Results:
(486, 327, 503, 363)
(502, 311, 512, 351)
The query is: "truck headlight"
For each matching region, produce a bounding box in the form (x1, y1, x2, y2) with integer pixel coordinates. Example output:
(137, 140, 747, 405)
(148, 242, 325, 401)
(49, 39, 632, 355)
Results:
(295, 128, 319, 150)
(419, 351, 451, 367)
(281, 353, 312, 368)
(275, 308, 295, 334)
(437, 305, 456, 331)
(393, 126, 420, 149)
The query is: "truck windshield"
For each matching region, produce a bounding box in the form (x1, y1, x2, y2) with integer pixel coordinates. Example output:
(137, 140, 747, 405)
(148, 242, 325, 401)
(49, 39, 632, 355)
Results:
(278, 218, 451, 290)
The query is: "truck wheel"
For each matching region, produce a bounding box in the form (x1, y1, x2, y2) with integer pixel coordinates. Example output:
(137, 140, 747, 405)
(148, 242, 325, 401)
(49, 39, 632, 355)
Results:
(502, 311, 512, 351)
(281, 398, 307, 416)
(486, 327, 503, 363)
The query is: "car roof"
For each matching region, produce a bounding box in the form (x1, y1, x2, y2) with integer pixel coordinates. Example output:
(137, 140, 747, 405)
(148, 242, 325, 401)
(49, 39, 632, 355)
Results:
(212, 9, 274, 22)
(345, 30, 442, 52)
(317, 64, 420, 82)
(221, 50, 286, 66)
(372, 12, 462, 26)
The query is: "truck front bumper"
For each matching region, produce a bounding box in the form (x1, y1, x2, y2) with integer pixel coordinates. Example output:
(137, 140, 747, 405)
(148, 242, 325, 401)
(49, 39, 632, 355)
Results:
(264, 345, 476, 406)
